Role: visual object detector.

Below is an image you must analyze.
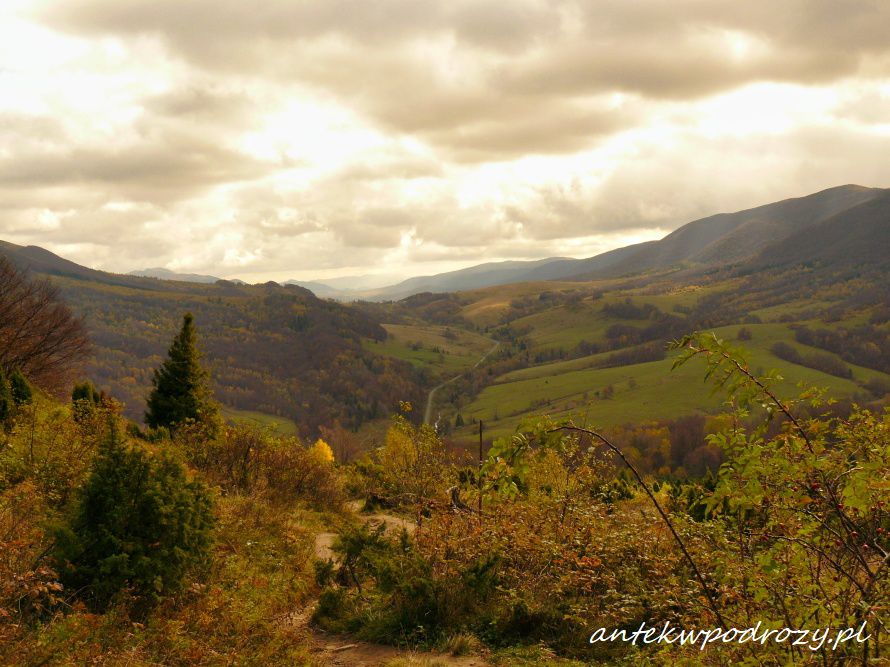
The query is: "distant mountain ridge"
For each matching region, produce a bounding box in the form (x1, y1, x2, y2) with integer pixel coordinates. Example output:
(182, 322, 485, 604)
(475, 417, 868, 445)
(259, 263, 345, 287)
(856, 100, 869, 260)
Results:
(7, 183, 886, 303)
(283, 279, 348, 299)
(752, 189, 890, 270)
(129, 267, 247, 284)
(357, 257, 572, 301)
(569, 183, 885, 280)
(362, 184, 888, 299)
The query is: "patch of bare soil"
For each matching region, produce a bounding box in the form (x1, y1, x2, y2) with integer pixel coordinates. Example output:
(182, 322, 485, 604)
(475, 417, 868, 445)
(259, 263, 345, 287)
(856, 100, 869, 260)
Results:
(310, 634, 489, 666)
(314, 531, 338, 560)
(313, 513, 415, 561)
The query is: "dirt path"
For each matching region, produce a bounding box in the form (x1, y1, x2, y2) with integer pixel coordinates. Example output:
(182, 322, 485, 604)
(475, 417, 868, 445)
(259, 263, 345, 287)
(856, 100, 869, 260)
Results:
(315, 501, 416, 560)
(423, 341, 499, 425)
(308, 506, 489, 666)
(314, 513, 415, 560)
(310, 635, 489, 666)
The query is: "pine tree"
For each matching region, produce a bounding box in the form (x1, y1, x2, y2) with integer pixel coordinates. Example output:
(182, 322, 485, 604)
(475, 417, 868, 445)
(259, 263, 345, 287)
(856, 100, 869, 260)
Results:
(54, 423, 215, 612)
(145, 313, 219, 432)
(72, 380, 101, 405)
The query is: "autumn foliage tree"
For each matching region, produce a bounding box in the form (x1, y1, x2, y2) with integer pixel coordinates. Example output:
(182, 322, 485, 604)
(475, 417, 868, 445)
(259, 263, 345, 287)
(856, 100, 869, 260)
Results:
(145, 313, 219, 433)
(0, 257, 89, 391)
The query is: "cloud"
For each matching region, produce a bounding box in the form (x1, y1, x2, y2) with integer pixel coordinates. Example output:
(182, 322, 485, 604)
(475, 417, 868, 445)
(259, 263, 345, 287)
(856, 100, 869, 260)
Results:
(1, 0, 889, 280)
(0, 109, 271, 204)
(29, 0, 890, 185)
(143, 85, 257, 128)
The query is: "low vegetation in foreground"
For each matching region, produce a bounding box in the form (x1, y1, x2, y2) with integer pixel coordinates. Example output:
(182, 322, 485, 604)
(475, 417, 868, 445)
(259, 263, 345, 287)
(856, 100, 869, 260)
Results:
(2, 326, 888, 665)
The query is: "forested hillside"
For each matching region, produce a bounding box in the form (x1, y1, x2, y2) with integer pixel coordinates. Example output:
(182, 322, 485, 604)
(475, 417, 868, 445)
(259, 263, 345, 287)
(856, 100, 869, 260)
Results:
(0, 242, 423, 436)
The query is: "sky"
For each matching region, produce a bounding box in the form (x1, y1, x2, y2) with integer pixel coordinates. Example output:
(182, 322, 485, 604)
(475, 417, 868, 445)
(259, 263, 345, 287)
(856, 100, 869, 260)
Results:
(2, 1, 890, 285)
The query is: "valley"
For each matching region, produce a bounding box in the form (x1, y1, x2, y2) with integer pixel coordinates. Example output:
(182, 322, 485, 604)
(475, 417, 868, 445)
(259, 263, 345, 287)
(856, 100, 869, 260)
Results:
(2, 184, 888, 452)
(2, 182, 889, 666)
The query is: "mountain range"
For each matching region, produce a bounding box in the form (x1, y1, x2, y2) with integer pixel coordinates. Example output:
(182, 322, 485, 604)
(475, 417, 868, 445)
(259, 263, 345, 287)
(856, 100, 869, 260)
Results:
(127, 184, 888, 300)
(128, 267, 246, 285)
(363, 184, 887, 297)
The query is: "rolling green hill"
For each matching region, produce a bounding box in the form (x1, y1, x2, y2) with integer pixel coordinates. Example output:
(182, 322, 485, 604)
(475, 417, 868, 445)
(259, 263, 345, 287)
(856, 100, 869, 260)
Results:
(363, 323, 496, 378)
(457, 322, 890, 441)
(368, 231, 890, 444)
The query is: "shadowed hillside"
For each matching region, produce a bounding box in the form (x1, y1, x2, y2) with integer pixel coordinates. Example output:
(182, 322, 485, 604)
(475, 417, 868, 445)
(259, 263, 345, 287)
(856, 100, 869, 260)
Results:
(752, 188, 890, 270)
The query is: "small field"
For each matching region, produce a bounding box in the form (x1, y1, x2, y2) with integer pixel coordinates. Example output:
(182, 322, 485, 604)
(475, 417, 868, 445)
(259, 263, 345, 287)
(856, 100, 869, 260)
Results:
(221, 405, 300, 436)
(366, 323, 496, 378)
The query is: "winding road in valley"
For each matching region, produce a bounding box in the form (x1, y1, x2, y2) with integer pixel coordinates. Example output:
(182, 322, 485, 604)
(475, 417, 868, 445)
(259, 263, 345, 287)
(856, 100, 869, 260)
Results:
(423, 340, 499, 426)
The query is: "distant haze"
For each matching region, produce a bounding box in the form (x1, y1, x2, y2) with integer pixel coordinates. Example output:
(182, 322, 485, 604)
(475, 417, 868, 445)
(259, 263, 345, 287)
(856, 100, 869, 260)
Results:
(2, 0, 890, 282)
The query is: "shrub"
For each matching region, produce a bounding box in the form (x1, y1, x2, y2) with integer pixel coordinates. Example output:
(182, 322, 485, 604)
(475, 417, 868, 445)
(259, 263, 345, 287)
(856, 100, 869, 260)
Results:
(440, 632, 482, 656)
(0, 369, 12, 429)
(671, 332, 890, 662)
(309, 438, 335, 463)
(0, 481, 62, 640)
(314, 522, 500, 646)
(53, 425, 215, 612)
(0, 367, 30, 429)
(71, 380, 102, 423)
(264, 437, 345, 507)
(179, 422, 345, 507)
(71, 381, 101, 405)
(361, 416, 452, 511)
(197, 422, 267, 491)
(0, 396, 109, 506)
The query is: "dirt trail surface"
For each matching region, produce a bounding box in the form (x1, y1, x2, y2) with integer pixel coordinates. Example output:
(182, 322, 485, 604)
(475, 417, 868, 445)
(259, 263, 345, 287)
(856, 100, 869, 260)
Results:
(307, 504, 489, 665)
(423, 341, 499, 425)
(310, 636, 489, 666)
(314, 504, 416, 560)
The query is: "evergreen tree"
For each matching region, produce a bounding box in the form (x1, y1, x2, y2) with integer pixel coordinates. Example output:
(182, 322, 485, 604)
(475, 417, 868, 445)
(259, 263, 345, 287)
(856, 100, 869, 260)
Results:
(145, 313, 219, 432)
(9, 369, 32, 406)
(54, 424, 215, 611)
